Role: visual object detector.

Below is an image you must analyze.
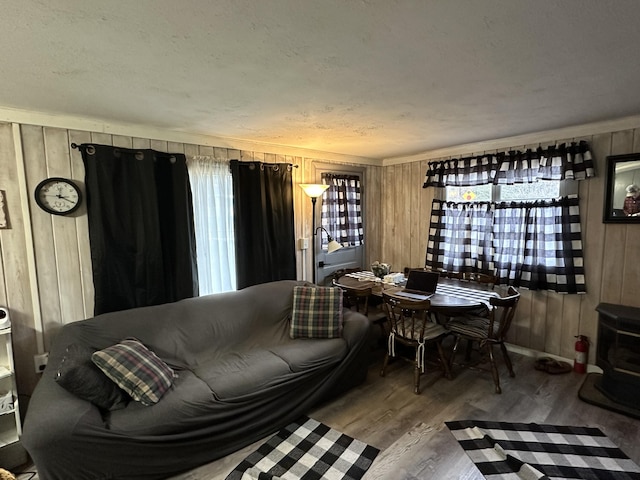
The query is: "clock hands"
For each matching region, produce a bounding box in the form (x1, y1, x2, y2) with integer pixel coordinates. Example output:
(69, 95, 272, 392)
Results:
(42, 193, 78, 202)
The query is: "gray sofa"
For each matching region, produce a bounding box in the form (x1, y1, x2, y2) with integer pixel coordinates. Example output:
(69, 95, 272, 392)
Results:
(22, 280, 371, 480)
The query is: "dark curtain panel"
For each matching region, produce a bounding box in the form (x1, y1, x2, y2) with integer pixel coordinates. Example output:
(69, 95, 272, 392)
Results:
(230, 160, 296, 289)
(80, 143, 198, 315)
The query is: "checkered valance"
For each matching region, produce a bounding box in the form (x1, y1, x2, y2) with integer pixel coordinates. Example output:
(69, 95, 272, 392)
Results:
(423, 140, 594, 187)
(426, 195, 586, 293)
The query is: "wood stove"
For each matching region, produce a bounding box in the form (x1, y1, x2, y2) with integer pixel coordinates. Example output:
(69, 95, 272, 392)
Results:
(595, 303, 640, 409)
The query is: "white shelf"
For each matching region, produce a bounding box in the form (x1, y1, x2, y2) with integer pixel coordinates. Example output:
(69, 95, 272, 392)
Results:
(0, 324, 20, 452)
(0, 407, 15, 417)
(0, 426, 19, 447)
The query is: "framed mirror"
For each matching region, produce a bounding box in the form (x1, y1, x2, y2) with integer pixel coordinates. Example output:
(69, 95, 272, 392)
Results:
(604, 153, 640, 223)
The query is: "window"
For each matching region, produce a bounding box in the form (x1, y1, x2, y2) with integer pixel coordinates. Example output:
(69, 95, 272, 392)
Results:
(446, 181, 560, 203)
(187, 157, 236, 295)
(320, 173, 364, 249)
(424, 142, 595, 294)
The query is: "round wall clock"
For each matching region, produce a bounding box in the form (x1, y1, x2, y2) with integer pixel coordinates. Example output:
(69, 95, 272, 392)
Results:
(34, 177, 83, 215)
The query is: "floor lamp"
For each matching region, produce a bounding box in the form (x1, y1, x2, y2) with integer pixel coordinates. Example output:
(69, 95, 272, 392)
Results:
(300, 184, 343, 284)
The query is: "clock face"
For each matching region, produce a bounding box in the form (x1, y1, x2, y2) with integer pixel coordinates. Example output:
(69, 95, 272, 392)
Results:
(34, 177, 83, 215)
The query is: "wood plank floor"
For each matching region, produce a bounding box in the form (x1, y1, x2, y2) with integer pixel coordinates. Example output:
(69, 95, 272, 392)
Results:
(168, 347, 640, 480)
(15, 347, 640, 479)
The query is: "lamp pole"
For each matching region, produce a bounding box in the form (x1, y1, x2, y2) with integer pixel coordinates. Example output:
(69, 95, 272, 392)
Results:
(300, 184, 330, 284)
(311, 196, 318, 284)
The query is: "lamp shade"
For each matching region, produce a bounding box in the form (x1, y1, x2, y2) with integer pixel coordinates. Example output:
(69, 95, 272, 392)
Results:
(327, 239, 343, 254)
(300, 183, 329, 198)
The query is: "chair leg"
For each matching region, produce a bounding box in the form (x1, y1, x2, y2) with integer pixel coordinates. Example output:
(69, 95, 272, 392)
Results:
(449, 335, 461, 372)
(380, 352, 390, 377)
(500, 342, 515, 377)
(464, 338, 473, 361)
(487, 344, 501, 394)
(413, 362, 421, 394)
(436, 340, 452, 379)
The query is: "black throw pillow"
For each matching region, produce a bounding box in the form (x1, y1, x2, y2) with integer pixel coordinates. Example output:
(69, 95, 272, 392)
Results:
(54, 343, 130, 411)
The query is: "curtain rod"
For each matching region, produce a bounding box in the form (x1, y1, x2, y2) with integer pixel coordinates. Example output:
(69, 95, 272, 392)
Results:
(71, 143, 299, 168)
(231, 159, 299, 170)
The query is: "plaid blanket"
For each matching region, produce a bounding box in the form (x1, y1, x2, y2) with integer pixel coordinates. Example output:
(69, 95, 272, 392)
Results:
(447, 420, 640, 479)
(226, 417, 379, 480)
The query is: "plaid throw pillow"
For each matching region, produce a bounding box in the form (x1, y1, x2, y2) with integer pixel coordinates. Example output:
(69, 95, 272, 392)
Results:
(290, 286, 344, 339)
(92, 338, 175, 406)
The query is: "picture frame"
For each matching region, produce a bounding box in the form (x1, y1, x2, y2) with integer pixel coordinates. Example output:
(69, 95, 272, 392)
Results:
(603, 153, 640, 223)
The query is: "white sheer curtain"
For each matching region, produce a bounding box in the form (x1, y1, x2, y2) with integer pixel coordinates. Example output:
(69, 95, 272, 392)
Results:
(187, 156, 236, 295)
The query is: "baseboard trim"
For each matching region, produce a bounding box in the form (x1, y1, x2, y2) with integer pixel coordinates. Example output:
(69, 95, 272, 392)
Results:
(505, 343, 602, 374)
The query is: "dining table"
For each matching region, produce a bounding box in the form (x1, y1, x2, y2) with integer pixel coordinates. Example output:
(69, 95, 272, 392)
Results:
(334, 270, 507, 316)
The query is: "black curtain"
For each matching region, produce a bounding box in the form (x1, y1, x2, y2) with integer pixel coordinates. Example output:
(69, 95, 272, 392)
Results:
(230, 160, 296, 289)
(80, 144, 198, 315)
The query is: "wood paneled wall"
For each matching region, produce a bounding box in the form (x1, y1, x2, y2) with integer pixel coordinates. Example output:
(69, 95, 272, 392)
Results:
(3, 117, 638, 401)
(0, 122, 382, 398)
(379, 128, 640, 364)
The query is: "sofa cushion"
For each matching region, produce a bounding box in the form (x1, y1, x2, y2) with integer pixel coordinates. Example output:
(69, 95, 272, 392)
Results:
(193, 350, 293, 400)
(106, 370, 215, 436)
(92, 338, 175, 406)
(269, 339, 347, 373)
(290, 286, 343, 339)
(55, 343, 130, 411)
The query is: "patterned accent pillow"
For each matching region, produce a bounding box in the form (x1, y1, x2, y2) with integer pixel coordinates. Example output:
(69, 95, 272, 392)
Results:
(91, 338, 175, 406)
(290, 286, 344, 339)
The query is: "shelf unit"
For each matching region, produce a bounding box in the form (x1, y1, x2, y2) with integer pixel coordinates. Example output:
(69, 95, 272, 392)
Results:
(0, 325, 23, 469)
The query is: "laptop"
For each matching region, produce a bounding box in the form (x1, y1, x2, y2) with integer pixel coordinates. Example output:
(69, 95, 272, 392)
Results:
(393, 270, 440, 300)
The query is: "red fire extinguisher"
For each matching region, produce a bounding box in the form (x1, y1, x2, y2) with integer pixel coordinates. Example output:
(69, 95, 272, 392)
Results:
(574, 335, 589, 373)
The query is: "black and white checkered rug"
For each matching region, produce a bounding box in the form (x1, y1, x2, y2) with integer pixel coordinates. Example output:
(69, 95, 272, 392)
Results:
(225, 417, 380, 480)
(446, 420, 640, 479)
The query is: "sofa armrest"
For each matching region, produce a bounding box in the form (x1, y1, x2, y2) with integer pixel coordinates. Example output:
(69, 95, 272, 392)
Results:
(341, 309, 371, 348)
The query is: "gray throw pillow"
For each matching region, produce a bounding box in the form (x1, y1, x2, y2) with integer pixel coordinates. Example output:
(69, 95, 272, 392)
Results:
(55, 343, 130, 411)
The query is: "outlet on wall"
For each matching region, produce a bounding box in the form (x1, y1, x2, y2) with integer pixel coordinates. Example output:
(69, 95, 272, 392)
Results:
(34, 352, 49, 373)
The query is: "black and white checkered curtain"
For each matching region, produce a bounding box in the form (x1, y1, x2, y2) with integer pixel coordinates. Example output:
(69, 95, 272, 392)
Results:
(321, 173, 364, 249)
(423, 141, 594, 187)
(427, 195, 586, 293)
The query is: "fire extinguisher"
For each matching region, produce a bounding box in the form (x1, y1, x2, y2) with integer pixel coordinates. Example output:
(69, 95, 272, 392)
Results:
(574, 335, 589, 373)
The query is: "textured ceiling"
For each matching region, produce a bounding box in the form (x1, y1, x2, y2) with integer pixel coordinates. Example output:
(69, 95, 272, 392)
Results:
(2, 0, 640, 160)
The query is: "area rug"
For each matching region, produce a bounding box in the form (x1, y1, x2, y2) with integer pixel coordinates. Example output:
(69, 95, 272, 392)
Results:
(446, 420, 640, 479)
(225, 416, 380, 480)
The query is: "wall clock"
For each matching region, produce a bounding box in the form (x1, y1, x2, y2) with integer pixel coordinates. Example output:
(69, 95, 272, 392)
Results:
(34, 177, 83, 216)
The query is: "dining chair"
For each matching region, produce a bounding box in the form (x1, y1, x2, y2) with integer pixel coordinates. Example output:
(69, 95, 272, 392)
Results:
(446, 286, 521, 394)
(439, 270, 465, 280)
(380, 292, 451, 394)
(403, 266, 426, 276)
(332, 280, 387, 338)
(462, 271, 499, 288)
(331, 267, 363, 282)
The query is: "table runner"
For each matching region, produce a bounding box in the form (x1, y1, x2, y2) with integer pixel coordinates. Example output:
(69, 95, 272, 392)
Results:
(434, 283, 499, 308)
(446, 420, 640, 479)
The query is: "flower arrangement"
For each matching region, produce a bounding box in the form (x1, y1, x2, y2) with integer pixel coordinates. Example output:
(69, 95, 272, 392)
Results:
(371, 261, 391, 278)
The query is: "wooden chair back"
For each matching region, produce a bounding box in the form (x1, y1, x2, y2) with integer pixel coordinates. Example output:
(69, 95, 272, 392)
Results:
(463, 272, 499, 287)
(333, 279, 371, 315)
(487, 286, 520, 341)
(440, 270, 465, 280)
(382, 293, 432, 343)
(331, 267, 362, 282)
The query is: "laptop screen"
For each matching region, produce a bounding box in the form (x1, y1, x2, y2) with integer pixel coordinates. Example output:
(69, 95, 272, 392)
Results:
(404, 270, 439, 293)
